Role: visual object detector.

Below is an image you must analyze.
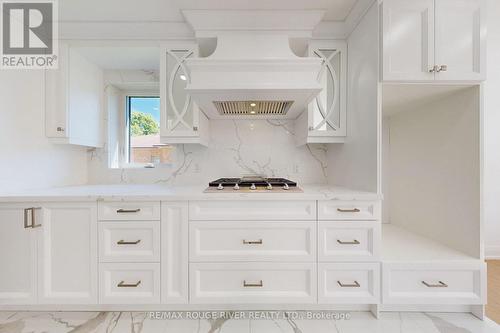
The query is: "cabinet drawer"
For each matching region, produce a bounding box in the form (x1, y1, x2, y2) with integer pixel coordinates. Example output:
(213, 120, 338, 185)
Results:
(382, 262, 486, 304)
(318, 263, 380, 304)
(318, 201, 380, 220)
(190, 221, 316, 262)
(98, 202, 160, 221)
(99, 221, 160, 262)
(190, 263, 316, 304)
(189, 201, 316, 221)
(99, 263, 160, 304)
(319, 222, 380, 261)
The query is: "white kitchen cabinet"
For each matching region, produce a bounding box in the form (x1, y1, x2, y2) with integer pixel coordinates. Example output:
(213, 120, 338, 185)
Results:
(189, 221, 316, 262)
(189, 200, 316, 221)
(318, 263, 380, 304)
(380, 0, 485, 82)
(161, 202, 189, 304)
(296, 40, 347, 145)
(45, 43, 104, 147)
(190, 262, 317, 304)
(37, 203, 98, 304)
(0, 204, 38, 304)
(0, 203, 97, 305)
(382, 262, 486, 305)
(160, 43, 209, 146)
(434, 0, 485, 81)
(99, 263, 160, 304)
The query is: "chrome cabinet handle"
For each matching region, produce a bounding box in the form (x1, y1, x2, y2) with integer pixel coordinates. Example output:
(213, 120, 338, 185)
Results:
(422, 280, 448, 288)
(337, 280, 360, 288)
(243, 280, 263, 287)
(437, 65, 448, 72)
(117, 280, 141, 288)
(242, 239, 263, 245)
(337, 208, 360, 213)
(116, 208, 141, 213)
(24, 207, 42, 229)
(429, 65, 439, 73)
(117, 239, 141, 245)
(23, 208, 31, 229)
(337, 239, 360, 245)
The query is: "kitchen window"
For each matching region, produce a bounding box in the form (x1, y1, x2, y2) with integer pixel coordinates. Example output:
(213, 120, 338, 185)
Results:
(125, 96, 172, 165)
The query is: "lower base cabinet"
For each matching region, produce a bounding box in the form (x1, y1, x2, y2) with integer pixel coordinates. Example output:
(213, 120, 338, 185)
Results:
(0, 203, 97, 305)
(318, 263, 380, 304)
(99, 263, 160, 304)
(189, 262, 317, 304)
(382, 262, 486, 305)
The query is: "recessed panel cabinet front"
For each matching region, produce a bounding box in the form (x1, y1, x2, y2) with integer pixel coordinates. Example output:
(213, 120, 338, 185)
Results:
(190, 263, 316, 304)
(37, 203, 98, 304)
(0, 204, 37, 304)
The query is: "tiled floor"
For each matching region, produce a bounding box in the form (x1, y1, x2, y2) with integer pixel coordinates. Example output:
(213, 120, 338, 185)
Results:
(0, 311, 499, 333)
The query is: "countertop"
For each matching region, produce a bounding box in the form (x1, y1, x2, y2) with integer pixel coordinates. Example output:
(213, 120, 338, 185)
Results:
(0, 184, 381, 202)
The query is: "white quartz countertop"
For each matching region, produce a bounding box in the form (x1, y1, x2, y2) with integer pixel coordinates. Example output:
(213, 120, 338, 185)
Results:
(0, 184, 381, 202)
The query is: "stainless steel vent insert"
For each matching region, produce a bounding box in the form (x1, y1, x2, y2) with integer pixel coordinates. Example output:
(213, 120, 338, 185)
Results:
(213, 101, 293, 116)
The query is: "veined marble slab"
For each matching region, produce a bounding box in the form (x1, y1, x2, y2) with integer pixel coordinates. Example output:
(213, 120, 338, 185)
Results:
(0, 311, 498, 333)
(0, 184, 380, 202)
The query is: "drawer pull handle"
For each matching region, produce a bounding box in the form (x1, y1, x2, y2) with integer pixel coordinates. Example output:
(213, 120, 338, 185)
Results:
(23, 207, 42, 229)
(243, 280, 263, 287)
(337, 208, 360, 213)
(117, 239, 141, 245)
(337, 280, 360, 288)
(337, 239, 360, 245)
(116, 208, 141, 213)
(242, 239, 263, 245)
(117, 280, 141, 288)
(422, 280, 448, 288)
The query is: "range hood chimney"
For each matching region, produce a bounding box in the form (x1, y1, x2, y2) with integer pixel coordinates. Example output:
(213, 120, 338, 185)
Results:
(182, 10, 325, 119)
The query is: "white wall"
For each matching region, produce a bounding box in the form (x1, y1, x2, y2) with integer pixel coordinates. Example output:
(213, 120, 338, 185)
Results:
(386, 87, 481, 258)
(327, 2, 379, 192)
(484, 0, 500, 258)
(0, 71, 88, 192)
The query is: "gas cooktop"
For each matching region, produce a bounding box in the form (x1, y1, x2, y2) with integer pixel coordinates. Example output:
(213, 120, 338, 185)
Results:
(205, 177, 302, 193)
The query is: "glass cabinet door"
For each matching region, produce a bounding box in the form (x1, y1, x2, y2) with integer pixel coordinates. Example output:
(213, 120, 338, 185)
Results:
(308, 42, 346, 137)
(164, 48, 196, 133)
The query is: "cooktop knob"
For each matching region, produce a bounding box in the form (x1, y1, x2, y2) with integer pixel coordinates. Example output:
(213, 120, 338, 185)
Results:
(250, 183, 256, 190)
(233, 184, 240, 190)
(283, 183, 290, 190)
(217, 184, 224, 190)
(266, 183, 273, 190)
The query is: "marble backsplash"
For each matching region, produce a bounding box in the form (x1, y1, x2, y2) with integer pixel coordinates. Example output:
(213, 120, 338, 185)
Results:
(87, 119, 329, 185)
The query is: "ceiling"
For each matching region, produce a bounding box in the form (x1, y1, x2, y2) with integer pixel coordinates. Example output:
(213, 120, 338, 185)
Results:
(76, 47, 160, 70)
(59, 0, 358, 22)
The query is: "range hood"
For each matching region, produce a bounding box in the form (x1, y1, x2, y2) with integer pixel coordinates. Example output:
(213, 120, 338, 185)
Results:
(182, 10, 325, 119)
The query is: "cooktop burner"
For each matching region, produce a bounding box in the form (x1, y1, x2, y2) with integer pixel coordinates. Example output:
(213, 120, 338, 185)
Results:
(206, 177, 301, 192)
(209, 177, 297, 187)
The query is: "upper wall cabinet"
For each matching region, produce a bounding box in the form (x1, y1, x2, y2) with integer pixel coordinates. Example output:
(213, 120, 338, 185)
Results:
(296, 41, 347, 146)
(45, 43, 104, 147)
(160, 43, 209, 146)
(380, 0, 485, 82)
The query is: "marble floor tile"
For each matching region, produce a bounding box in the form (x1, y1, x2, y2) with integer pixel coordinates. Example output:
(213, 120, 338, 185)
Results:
(0, 311, 499, 333)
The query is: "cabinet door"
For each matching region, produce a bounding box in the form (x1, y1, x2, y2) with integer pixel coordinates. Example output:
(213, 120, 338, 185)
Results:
(37, 203, 97, 304)
(0, 204, 37, 304)
(381, 0, 435, 81)
(160, 44, 209, 146)
(306, 41, 347, 141)
(435, 0, 485, 81)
